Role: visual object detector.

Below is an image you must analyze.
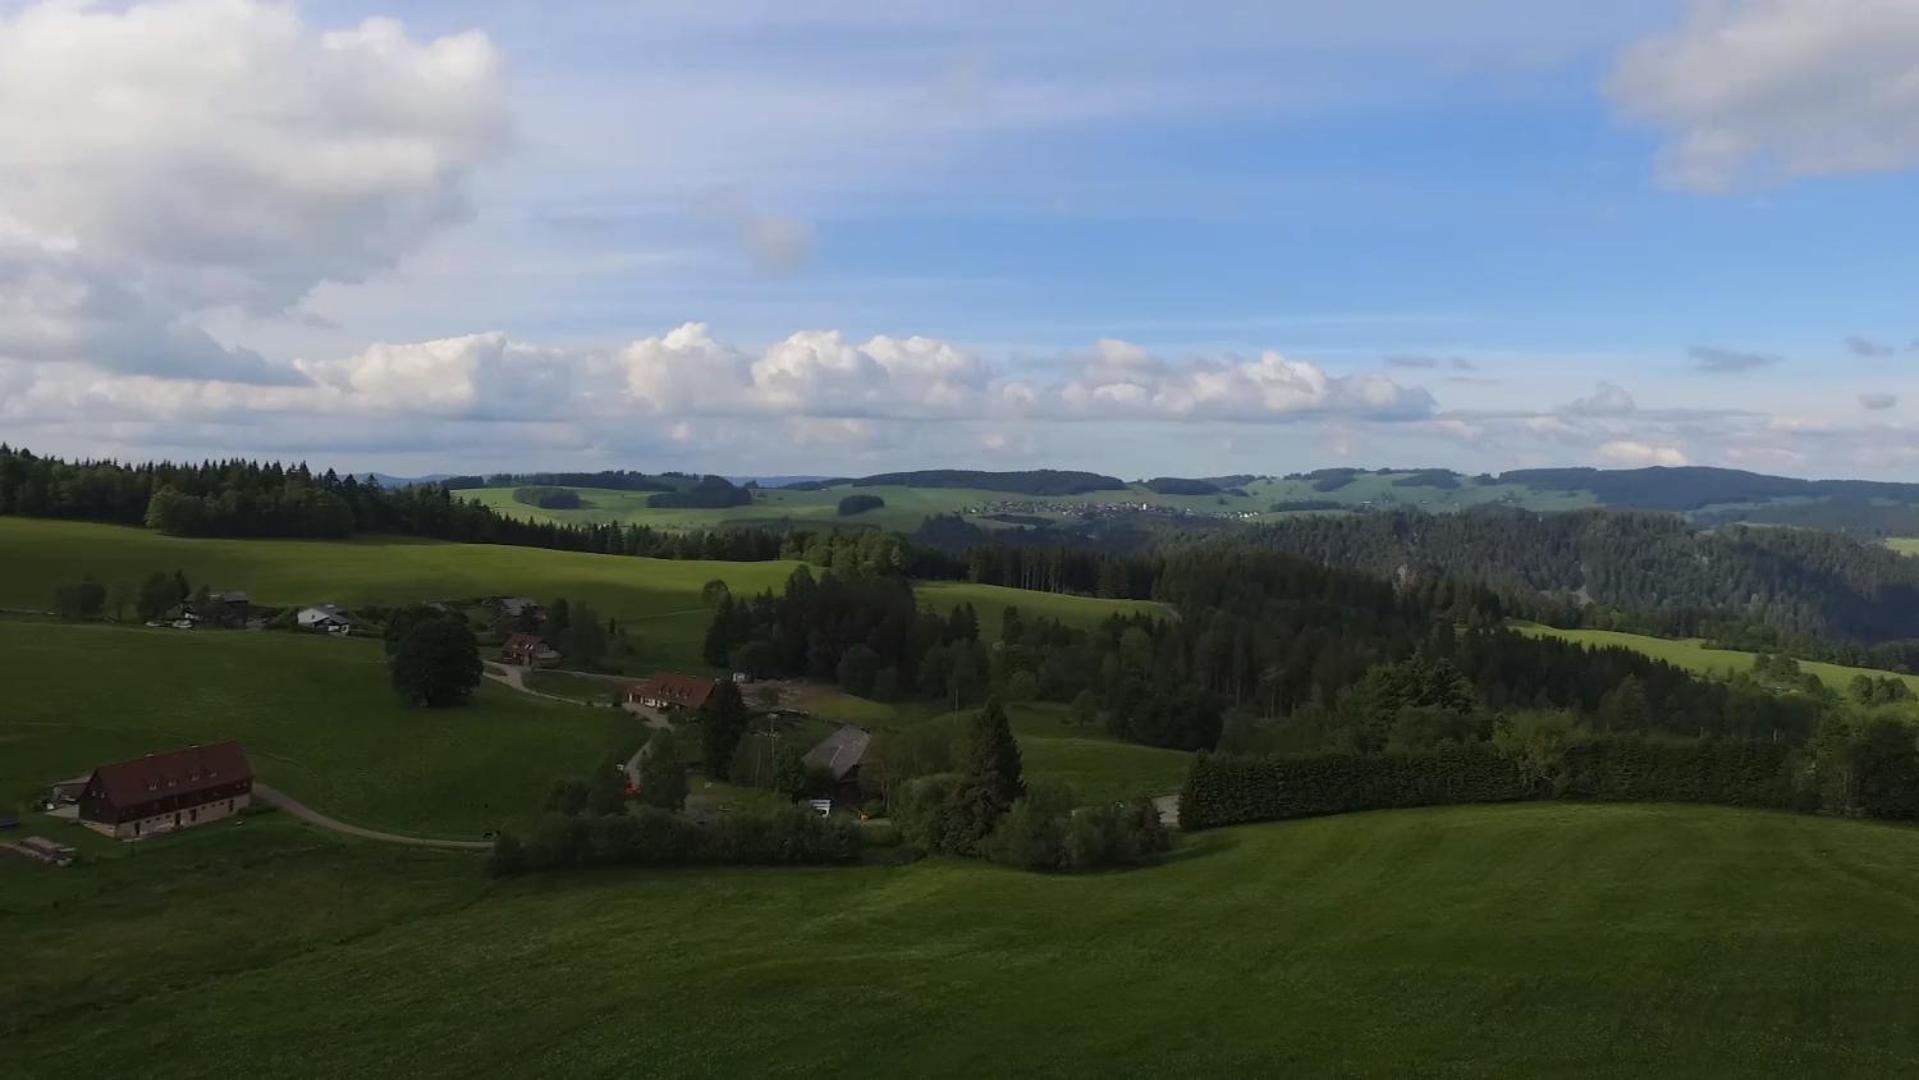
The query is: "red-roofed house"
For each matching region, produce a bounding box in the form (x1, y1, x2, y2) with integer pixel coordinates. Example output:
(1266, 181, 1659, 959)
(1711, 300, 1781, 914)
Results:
(76, 742, 253, 840)
(626, 672, 719, 712)
(501, 633, 561, 667)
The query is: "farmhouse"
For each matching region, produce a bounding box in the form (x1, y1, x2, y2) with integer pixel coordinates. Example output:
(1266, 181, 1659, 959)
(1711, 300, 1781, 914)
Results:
(297, 604, 353, 634)
(501, 633, 561, 666)
(497, 596, 542, 618)
(75, 742, 253, 840)
(803, 725, 875, 807)
(626, 672, 718, 711)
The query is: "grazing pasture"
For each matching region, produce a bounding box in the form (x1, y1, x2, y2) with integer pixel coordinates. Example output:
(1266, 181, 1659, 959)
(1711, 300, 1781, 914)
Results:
(1513, 621, 1919, 697)
(0, 619, 629, 838)
(6, 803, 1919, 1077)
(0, 517, 800, 669)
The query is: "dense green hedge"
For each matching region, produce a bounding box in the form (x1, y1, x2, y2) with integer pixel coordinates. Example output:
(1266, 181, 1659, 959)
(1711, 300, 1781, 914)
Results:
(1180, 738, 1798, 830)
(1558, 740, 1793, 809)
(1179, 745, 1528, 830)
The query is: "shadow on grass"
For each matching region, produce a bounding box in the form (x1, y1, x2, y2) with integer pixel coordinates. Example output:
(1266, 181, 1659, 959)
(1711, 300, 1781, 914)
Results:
(1161, 828, 1241, 865)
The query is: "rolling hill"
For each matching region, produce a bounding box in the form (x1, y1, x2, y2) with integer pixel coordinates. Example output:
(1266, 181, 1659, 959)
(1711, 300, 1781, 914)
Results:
(8, 803, 1919, 1076)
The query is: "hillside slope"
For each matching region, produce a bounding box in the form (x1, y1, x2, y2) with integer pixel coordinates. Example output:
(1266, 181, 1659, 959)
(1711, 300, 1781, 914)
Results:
(8, 804, 1919, 1076)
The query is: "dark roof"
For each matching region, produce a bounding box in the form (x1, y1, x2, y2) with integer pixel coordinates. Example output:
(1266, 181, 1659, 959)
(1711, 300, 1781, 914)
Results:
(88, 742, 251, 809)
(628, 672, 719, 709)
(502, 633, 553, 653)
(804, 725, 872, 781)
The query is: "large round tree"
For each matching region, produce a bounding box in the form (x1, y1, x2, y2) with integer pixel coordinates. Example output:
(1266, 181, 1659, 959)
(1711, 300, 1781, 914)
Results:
(389, 614, 483, 708)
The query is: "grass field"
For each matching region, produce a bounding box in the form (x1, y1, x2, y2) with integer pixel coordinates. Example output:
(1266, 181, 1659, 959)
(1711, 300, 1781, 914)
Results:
(1513, 622, 1919, 697)
(0, 619, 631, 838)
(915, 580, 1167, 635)
(6, 802, 1918, 1077)
(0, 517, 802, 670)
(1889, 538, 1919, 557)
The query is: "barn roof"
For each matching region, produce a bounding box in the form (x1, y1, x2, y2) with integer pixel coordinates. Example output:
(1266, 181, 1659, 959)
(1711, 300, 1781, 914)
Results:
(804, 725, 872, 781)
(88, 742, 251, 808)
(629, 672, 719, 708)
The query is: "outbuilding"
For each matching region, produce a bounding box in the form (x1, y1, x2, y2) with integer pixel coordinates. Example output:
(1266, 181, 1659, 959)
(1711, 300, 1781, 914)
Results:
(75, 742, 253, 840)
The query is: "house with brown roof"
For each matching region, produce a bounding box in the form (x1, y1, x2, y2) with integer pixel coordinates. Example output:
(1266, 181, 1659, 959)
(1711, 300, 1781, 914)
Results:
(501, 633, 561, 667)
(626, 672, 719, 712)
(76, 742, 253, 840)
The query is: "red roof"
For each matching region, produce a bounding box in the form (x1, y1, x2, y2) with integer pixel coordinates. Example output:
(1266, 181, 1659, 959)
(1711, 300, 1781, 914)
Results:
(87, 742, 251, 810)
(627, 672, 719, 709)
(502, 633, 553, 655)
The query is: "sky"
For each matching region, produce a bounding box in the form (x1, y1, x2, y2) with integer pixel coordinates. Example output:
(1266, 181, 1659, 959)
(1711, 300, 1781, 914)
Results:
(2, 0, 1918, 480)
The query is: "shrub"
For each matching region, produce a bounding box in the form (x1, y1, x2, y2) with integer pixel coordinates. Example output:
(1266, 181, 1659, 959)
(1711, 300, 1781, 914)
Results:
(1180, 745, 1529, 830)
(984, 799, 1065, 871)
(837, 493, 885, 516)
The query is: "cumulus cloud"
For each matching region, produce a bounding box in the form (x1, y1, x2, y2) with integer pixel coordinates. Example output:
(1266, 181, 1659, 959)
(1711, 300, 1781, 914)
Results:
(1560, 381, 1637, 416)
(0, 0, 504, 380)
(297, 333, 584, 418)
(1612, 0, 1919, 191)
(1597, 439, 1689, 467)
(1055, 340, 1434, 422)
(1847, 335, 1898, 357)
(1860, 391, 1900, 410)
(1689, 345, 1781, 373)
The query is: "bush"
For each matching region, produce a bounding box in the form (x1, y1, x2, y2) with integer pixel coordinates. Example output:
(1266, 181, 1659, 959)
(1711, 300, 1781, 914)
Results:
(512, 485, 583, 510)
(1180, 737, 1804, 831)
(837, 494, 885, 516)
(1180, 745, 1529, 830)
(984, 799, 1065, 871)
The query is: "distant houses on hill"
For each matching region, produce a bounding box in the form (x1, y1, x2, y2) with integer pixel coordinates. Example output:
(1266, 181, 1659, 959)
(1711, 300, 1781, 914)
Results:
(72, 742, 253, 840)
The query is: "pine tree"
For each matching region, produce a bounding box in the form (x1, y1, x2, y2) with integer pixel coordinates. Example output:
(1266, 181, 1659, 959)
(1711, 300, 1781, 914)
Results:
(699, 679, 750, 781)
(960, 697, 1024, 807)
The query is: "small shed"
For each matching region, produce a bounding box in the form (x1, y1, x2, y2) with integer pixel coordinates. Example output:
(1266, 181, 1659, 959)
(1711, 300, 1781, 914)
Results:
(803, 725, 874, 807)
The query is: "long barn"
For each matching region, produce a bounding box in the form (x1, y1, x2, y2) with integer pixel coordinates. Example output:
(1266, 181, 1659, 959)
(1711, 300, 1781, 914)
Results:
(76, 742, 253, 840)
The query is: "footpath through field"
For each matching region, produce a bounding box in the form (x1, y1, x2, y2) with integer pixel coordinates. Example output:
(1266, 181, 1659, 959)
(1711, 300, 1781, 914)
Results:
(253, 784, 490, 851)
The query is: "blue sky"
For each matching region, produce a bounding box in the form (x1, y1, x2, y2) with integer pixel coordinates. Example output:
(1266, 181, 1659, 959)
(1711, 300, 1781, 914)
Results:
(2, 0, 1916, 478)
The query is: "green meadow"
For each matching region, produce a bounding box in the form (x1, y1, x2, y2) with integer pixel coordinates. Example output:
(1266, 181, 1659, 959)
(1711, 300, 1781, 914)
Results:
(1889, 537, 1919, 556)
(0, 618, 630, 839)
(6, 803, 1919, 1078)
(1513, 621, 1919, 696)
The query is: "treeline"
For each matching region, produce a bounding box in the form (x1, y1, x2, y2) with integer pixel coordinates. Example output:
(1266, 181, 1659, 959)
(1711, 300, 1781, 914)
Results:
(0, 446, 802, 560)
(1240, 508, 1919, 645)
(1503, 465, 1919, 513)
(445, 470, 679, 492)
(1181, 712, 1919, 829)
(851, 469, 1125, 495)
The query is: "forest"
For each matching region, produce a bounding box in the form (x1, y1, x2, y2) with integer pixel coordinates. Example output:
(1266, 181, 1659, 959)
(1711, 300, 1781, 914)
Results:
(1239, 508, 1919, 645)
(706, 544, 1826, 755)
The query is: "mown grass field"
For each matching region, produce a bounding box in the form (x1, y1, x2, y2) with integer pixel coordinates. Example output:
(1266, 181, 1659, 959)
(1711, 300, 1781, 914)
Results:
(0, 619, 630, 838)
(915, 580, 1167, 635)
(6, 802, 1918, 1077)
(1889, 537, 1919, 557)
(0, 517, 801, 670)
(1513, 622, 1919, 696)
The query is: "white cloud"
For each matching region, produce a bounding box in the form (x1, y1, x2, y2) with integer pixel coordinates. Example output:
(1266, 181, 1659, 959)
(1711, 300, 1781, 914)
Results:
(1055, 339, 1434, 422)
(0, 0, 504, 380)
(1560, 381, 1637, 416)
(297, 333, 584, 417)
(1596, 439, 1689, 467)
(1613, 0, 1919, 190)
(1689, 344, 1780, 373)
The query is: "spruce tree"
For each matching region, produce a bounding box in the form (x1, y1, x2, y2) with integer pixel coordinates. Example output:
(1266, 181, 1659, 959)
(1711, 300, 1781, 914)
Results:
(699, 679, 750, 781)
(960, 697, 1025, 807)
